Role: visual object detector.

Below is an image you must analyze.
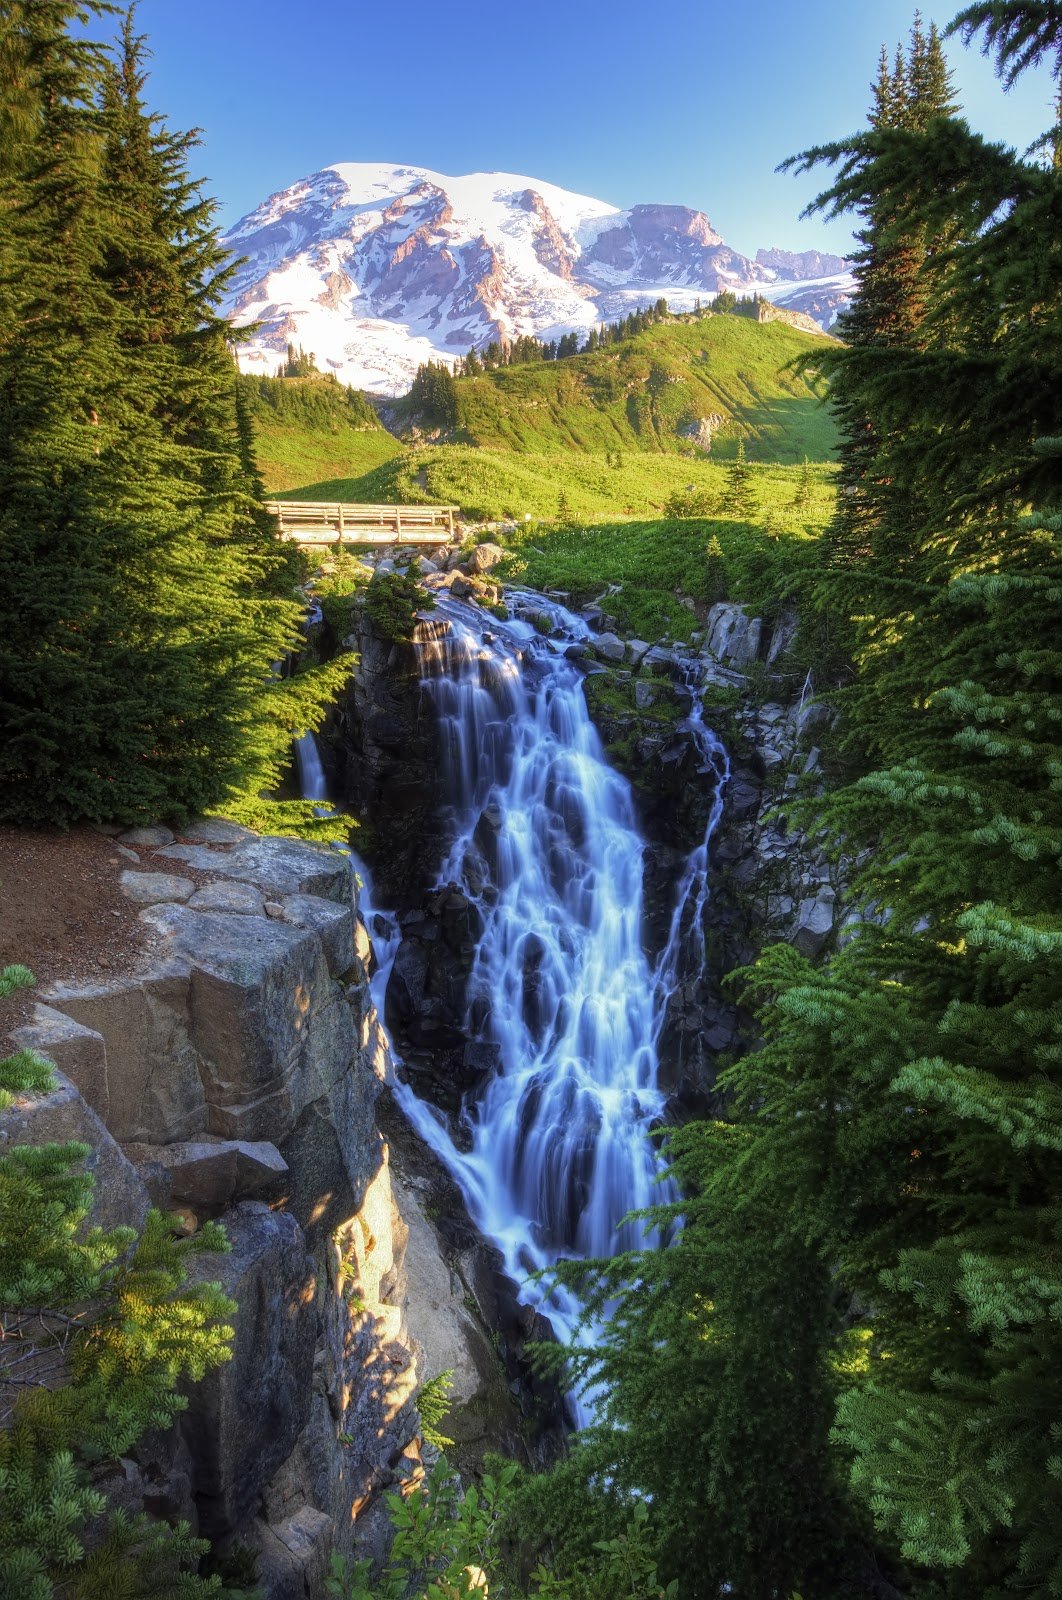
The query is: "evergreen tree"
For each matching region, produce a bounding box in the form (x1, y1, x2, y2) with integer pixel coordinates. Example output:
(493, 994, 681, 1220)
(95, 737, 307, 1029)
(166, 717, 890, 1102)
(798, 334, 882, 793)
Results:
(718, 8, 1062, 1594)
(792, 454, 813, 510)
(723, 438, 756, 518)
(805, 15, 960, 583)
(0, 5, 318, 826)
(518, 1123, 856, 1599)
(521, 11, 1062, 1600)
(408, 360, 458, 429)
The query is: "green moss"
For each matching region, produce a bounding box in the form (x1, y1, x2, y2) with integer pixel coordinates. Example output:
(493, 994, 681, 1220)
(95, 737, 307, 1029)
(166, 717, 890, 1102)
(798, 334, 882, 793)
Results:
(361, 563, 435, 643)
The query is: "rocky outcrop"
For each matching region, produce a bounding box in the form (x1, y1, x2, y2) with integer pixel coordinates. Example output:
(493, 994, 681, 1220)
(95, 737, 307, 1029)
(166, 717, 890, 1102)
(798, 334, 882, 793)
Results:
(7, 830, 421, 1597)
(323, 606, 442, 905)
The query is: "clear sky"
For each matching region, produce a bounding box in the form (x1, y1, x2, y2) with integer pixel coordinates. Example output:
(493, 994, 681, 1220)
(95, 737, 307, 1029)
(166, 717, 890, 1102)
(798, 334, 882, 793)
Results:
(135, 0, 1054, 257)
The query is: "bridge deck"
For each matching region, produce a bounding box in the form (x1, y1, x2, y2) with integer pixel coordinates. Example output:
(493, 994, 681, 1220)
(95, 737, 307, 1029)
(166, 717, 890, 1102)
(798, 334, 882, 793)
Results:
(265, 500, 458, 545)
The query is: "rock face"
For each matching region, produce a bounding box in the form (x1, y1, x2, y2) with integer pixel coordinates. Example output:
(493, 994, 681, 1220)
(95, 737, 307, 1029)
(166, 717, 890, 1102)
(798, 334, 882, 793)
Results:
(8, 830, 422, 1597)
(324, 606, 443, 905)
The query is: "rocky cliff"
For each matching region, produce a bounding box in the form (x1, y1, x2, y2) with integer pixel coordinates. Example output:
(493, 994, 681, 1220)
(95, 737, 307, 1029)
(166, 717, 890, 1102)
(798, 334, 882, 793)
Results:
(4, 828, 419, 1596)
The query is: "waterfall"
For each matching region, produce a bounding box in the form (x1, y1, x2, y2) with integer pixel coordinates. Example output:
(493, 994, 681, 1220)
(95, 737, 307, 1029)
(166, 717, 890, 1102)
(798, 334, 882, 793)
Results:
(294, 731, 329, 802)
(379, 592, 729, 1420)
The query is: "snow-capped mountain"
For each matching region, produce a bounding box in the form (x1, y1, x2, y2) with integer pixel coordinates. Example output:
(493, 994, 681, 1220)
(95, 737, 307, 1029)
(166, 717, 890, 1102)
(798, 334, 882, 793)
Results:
(222, 163, 854, 394)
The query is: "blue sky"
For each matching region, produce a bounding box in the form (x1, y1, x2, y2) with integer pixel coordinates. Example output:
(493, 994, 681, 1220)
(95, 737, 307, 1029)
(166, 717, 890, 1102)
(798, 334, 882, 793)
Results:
(136, 0, 1053, 256)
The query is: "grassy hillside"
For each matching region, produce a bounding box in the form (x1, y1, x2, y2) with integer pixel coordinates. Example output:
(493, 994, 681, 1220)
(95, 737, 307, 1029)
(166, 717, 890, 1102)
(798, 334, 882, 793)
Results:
(448, 314, 837, 464)
(263, 314, 838, 519)
(278, 449, 836, 527)
(240, 372, 402, 492)
(501, 491, 832, 645)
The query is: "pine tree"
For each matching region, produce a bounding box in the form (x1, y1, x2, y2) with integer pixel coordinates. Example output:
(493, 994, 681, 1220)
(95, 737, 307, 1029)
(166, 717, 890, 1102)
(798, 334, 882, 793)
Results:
(516, 1122, 855, 1599)
(0, 5, 321, 826)
(723, 438, 756, 519)
(792, 454, 813, 510)
(805, 15, 960, 585)
(518, 12, 1062, 1600)
(718, 9, 1062, 1595)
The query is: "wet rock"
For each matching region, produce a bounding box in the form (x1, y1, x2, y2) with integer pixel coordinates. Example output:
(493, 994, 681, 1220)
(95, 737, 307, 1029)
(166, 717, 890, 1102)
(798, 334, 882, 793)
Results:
(387, 941, 429, 1023)
(791, 887, 836, 958)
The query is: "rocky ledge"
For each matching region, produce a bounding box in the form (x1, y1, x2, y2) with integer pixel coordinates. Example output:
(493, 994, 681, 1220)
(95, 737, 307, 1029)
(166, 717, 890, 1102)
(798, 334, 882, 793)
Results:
(3, 826, 416, 1596)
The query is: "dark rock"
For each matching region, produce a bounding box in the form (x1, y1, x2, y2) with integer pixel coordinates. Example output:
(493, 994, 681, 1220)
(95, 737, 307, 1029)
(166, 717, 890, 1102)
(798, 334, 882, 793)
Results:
(181, 1203, 316, 1540)
(123, 1138, 289, 1215)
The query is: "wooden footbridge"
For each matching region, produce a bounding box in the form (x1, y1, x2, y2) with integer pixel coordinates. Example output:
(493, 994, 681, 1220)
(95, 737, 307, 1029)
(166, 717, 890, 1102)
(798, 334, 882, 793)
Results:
(265, 500, 458, 545)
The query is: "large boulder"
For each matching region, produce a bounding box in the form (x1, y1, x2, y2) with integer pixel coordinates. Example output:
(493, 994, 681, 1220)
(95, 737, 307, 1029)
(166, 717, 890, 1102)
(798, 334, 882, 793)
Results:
(593, 632, 626, 665)
(123, 1138, 289, 1215)
(703, 603, 763, 670)
(465, 541, 506, 575)
(180, 1203, 316, 1540)
(40, 971, 207, 1145)
(11, 1004, 109, 1124)
(140, 902, 354, 1146)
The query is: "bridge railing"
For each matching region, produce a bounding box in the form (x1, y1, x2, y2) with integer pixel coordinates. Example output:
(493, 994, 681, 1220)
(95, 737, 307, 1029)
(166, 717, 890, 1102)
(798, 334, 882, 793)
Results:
(264, 500, 458, 545)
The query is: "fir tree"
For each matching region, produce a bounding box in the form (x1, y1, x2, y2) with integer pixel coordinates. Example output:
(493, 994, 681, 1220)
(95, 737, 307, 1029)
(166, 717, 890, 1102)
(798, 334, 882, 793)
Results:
(792, 454, 813, 510)
(0, 5, 325, 826)
(408, 360, 458, 429)
(723, 438, 756, 518)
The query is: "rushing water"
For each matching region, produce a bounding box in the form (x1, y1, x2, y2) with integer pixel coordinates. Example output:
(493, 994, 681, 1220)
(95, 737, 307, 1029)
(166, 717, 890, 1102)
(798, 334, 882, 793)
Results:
(297, 592, 730, 1421)
(294, 730, 329, 802)
(393, 594, 728, 1415)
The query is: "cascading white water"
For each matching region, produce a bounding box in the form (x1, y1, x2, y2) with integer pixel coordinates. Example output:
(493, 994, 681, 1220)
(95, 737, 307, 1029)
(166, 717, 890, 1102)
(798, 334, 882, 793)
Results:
(379, 592, 729, 1419)
(294, 731, 329, 802)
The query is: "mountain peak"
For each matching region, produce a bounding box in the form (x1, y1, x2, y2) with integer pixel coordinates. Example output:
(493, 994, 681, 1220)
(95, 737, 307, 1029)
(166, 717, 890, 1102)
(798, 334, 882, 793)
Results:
(222, 165, 853, 393)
